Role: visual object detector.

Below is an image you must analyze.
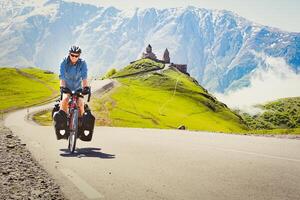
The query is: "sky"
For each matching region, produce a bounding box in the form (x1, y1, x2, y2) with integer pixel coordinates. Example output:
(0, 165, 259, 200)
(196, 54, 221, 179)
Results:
(66, 0, 300, 32)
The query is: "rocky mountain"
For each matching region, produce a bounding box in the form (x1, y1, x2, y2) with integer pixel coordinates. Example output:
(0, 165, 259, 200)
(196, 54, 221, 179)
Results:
(0, 0, 299, 93)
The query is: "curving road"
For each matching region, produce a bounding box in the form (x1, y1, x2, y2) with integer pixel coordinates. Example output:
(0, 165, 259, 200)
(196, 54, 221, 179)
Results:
(4, 80, 300, 200)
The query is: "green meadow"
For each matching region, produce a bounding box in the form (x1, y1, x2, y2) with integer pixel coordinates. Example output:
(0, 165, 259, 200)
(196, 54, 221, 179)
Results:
(0, 67, 59, 112)
(32, 109, 53, 126)
(30, 59, 300, 135)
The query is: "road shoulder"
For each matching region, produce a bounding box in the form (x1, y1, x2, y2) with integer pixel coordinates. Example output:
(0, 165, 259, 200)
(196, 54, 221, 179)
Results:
(0, 120, 66, 200)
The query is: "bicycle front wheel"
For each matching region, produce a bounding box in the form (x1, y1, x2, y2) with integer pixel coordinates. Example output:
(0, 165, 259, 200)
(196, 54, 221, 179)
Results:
(68, 109, 78, 153)
(68, 131, 76, 153)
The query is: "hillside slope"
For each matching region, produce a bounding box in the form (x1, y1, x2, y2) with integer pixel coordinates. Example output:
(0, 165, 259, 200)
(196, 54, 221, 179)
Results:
(241, 97, 300, 134)
(0, 67, 59, 112)
(92, 59, 246, 133)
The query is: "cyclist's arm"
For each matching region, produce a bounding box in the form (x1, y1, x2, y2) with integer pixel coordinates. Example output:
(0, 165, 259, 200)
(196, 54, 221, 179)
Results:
(60, 80, 66, 87)
(82, 79, 88, 88)
(81, 61, 88, 88)
(59, 60, 66, 87)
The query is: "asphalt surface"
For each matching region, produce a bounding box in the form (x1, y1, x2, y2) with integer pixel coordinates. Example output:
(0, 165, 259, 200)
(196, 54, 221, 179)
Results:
(4, 80, 300, 200)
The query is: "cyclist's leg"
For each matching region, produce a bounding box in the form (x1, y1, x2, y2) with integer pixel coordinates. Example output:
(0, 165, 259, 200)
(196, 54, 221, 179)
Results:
(60, 94, 70, 113)
(78, 97, 84, 117)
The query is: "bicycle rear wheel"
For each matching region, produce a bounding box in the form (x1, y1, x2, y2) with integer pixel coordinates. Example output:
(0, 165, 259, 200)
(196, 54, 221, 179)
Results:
(68, 109, 78, 153)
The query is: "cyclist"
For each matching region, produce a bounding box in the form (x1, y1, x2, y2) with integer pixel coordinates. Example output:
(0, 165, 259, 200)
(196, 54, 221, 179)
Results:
(53, 46, 90, 133)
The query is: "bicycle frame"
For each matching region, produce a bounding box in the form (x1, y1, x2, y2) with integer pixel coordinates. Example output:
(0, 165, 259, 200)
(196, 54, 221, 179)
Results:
(68, 94, 79, 132)
(61, 88, 89, 153)
(58, 87, 91, 153)
(68, 90, 81, 153)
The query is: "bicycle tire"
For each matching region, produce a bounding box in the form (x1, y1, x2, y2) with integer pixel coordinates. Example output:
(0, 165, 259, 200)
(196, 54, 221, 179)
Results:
(68, 109, 78, 153)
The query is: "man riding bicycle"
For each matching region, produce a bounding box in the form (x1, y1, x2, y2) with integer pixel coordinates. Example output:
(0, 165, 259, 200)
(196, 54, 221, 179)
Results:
(53, 46, 91, 138)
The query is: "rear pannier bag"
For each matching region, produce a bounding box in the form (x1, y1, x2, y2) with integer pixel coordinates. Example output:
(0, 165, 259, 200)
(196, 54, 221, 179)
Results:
(79, 110, 95, 141)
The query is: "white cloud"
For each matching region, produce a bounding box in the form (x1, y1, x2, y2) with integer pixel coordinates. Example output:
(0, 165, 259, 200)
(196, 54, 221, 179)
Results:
(214, 55, 300, 113)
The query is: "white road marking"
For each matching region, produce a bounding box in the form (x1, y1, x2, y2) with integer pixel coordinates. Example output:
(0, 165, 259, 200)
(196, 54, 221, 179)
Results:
(212, 146, 300, 163)
(60, 168, 104, 199)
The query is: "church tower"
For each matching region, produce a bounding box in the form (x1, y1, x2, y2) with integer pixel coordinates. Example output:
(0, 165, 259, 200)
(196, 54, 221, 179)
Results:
(142, 44, 157, 60)
(163, 48, 170, 63)
(146, 44, 152, 53)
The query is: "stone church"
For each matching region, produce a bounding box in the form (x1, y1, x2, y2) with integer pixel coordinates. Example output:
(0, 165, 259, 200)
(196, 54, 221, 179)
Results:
(139, 44, 188, 75)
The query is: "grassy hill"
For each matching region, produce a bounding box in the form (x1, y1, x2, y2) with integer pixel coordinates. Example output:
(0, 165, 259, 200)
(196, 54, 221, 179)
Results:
(91, 59, 247, 133)
(240, 97, 300, 134)
(0, 67, 59, 112)
(31, 59, 299, 135)
(111, 59, 164, 78)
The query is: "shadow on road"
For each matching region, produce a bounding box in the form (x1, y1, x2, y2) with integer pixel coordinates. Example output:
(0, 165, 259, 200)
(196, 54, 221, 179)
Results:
(59, 147, 116, 159)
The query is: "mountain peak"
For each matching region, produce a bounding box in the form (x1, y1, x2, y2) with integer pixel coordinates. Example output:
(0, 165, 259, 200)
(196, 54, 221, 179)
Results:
(0, 1, 299, 96)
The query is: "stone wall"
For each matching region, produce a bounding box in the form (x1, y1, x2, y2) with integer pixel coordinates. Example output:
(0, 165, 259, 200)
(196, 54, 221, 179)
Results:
(170, 64, 188, 74)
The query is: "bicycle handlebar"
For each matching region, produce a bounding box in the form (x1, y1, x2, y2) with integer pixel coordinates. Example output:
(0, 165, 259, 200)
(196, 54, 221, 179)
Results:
(60, 87, 91, 102)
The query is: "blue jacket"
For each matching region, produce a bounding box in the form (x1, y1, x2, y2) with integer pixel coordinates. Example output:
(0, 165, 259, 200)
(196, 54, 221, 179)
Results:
(59, 57, 88, 91)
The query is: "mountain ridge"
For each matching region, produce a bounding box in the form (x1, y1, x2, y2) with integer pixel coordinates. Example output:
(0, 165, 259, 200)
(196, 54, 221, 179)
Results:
(0, 0, 299, 94)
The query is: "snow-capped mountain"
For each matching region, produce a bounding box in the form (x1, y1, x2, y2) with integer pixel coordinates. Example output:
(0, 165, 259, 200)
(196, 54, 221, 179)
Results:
(0, 0, 299, 94)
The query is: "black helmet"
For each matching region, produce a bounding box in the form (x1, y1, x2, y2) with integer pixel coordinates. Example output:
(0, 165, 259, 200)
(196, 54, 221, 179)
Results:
(69, 45, 81, 54)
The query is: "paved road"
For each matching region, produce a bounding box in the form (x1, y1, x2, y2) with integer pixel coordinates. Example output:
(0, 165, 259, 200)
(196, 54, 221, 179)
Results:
(4, 80, 300, 200)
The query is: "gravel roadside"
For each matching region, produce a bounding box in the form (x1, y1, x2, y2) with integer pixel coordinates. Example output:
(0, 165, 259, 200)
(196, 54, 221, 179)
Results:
(0, 120, 66, 200)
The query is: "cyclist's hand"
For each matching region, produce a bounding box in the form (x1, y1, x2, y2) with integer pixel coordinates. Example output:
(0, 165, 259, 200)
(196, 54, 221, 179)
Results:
(82, 86, 91, 95)
(60, 86, 68, 93)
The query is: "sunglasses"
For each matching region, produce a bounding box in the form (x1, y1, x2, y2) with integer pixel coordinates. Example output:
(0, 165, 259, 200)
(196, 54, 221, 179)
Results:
(70, 54, 79, 58)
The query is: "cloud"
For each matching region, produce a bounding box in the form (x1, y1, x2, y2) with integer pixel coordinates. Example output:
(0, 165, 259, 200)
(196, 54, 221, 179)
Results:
(214, 55, 300, 113)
